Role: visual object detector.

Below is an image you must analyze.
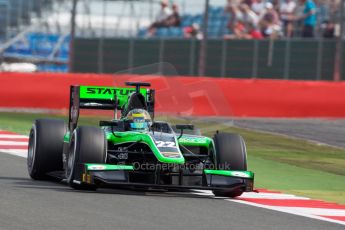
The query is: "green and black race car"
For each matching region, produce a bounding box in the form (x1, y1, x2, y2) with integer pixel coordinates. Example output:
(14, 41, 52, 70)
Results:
(27, 82, 254, 197)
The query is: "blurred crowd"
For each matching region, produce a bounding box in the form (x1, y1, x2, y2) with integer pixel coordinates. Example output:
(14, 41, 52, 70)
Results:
(147, 0, 342, 39)
(147, 0, 204, 39)
(224, 0, 340, 39)
(148, 0, 181, 36)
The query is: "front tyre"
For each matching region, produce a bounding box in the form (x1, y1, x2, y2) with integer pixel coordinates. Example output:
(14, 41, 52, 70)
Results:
(212, 133, 247, 198)
(27, 119, 67, 180)
(66, 126, 106, 190)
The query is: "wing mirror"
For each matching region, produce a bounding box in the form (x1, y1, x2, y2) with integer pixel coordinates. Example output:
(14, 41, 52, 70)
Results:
(175, 124, 194, 130)
(175, 124, 194, 139)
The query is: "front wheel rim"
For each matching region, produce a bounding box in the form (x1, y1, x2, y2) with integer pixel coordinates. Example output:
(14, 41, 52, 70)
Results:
(27, 128, 36, 173)
(66, 135, 76, 182)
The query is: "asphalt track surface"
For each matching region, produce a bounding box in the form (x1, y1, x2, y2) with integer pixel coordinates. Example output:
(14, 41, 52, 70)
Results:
(199, 117, 345, 148)
(0, 153, 343, 230)
(233, 118, 345, 148)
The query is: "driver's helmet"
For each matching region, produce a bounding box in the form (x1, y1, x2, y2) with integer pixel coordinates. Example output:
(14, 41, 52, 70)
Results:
(125, 109, 152, 132)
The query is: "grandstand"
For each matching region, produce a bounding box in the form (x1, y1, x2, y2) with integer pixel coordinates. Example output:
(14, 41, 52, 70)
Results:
(0, 0, 70, 72)
(0, 0, 226, 73)
(0, 0, 343, 78)
(4, 32, 69, 72)
(0, 0, 55, 40)
(138, 6, 228, 39)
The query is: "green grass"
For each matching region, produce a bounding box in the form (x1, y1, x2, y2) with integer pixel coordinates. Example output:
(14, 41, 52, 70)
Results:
(0, 112, 102, 134)
(0, 112, 344, 204)
(249, 155, 345, 203)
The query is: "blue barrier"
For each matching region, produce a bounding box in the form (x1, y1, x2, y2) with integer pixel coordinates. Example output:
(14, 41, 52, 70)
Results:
(4, 32, 70, 72)
(5, 32, 70, 59)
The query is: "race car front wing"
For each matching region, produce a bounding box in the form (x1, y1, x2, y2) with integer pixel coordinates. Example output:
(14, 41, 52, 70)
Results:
(76, 164, 254, 193)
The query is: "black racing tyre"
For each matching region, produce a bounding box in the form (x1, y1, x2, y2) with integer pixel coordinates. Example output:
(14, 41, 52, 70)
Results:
(66, 126, 106, 190)
(212, 133, 247, 198)
(27, 119, 67, 180)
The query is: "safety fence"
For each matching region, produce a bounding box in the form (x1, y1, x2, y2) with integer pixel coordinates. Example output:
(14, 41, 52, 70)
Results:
(0, 0, 57, 40)
(71, 38, 342, 81)
(2, 72, 345, 117)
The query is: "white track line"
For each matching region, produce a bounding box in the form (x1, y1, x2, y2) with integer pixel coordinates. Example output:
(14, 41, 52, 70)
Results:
(277, 207, 345, 216)
(238, 192, 310, 200)
(0, 131, 28, 158)
(0, 141, 29, 145)
(230, 199, 345, 226)
(192, 190, 310, 200)
(0, 134, 29, 139)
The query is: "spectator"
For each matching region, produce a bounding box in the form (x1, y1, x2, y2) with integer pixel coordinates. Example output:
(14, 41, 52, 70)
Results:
(280, 0, 297, 37)
(226, 0, 242, 9)
(299, 0, 317, 37)
(321, 20, 335, 38)
(329, 0, 340, 19)
(243, 0, 254, 7)
(246, 23, 264, 39)
(259, 2, 281, 38)
(239, 3, 259, 29)
(148, 0, 173, 36)
(225, 4, 263, 39)
(155, 0, 172, 23)
(252, 0, 265, 15)
(226, 4, 243, 36)
(166, 3, 181, 27)
(224, 22, 263, 39)
(142, 0, 337, 39)
(272, 0, 281, 12)
(317, 0, 330, 23)
(294, 0, 305, 36)
(184, 23, 203, 39)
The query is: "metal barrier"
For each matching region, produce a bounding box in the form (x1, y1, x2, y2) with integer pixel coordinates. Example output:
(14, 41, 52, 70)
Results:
(71, 38, 341, 81)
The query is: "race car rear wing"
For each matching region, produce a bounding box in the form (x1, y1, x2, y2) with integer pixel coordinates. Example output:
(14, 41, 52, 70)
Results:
(68, 84, 155, 131)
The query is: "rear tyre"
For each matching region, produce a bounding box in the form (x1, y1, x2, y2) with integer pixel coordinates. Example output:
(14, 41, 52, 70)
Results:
(212, 133, 247, 198)
(27, 119, 67, 180)
(66, 126, 106, 190)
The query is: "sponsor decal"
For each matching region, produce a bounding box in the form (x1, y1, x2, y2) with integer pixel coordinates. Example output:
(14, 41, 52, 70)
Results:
(86, 164, 134, 171)
(179, 136, 207, 144)
(83, 103, 103, 107)
(115, 152, 128, 160)
(88, 165, 106, 170)
(85, 87, 138, 96)
(231, 171, 251, 178)
(80, 86, 148, 107)
(155, 141, 176, 148)
(162, 152, 182, 158)
(204, 169, 253, 178)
